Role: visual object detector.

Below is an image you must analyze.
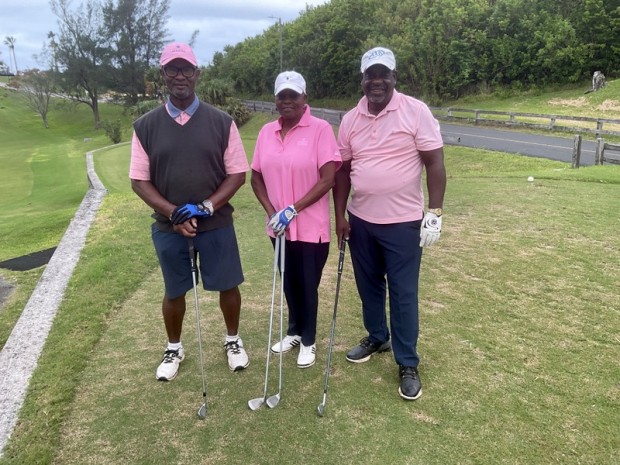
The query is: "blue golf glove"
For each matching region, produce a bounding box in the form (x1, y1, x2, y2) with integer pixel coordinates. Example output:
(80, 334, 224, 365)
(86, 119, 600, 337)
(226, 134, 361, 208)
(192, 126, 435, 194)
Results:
(419, 211, 442, 247)
(170, 202, 212, 225)
(268, 205, 297, 235)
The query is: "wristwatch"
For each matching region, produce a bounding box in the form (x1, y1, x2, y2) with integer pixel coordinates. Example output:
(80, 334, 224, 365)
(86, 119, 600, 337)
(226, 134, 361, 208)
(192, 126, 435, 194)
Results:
(199, 199, 214, 215)
(428, 208, 443, 216)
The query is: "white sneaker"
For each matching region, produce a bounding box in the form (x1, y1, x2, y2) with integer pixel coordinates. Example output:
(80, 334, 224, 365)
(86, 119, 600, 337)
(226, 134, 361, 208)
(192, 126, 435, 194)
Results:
(156, 347, 185, 381)
(224, 338, 249, 372)
(271, 335, 301, 354)
(297, 343, 316, 368)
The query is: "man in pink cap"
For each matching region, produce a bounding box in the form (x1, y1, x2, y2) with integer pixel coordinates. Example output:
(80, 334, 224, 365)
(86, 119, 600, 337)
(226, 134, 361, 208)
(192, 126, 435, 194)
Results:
(130, 42, 251, 381)
(334, 47, 447, 401)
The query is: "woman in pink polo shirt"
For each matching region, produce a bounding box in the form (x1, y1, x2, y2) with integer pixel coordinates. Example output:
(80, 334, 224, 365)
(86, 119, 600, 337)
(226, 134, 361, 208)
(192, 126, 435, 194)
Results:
(251, 71, 342, 368)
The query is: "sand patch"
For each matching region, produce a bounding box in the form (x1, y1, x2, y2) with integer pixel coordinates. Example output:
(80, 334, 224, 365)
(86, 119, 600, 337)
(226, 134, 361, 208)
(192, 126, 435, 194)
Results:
(547, 97, 587, 107)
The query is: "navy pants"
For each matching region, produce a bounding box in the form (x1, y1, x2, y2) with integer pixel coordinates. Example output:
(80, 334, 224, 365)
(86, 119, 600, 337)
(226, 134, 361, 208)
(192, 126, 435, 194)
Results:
(271, 238, 329, 346)
(348, 213, 423, 367)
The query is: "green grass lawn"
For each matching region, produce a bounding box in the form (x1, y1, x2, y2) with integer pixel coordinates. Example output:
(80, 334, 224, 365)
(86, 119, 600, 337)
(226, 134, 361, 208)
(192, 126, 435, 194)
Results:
(0, 88, 619, 464)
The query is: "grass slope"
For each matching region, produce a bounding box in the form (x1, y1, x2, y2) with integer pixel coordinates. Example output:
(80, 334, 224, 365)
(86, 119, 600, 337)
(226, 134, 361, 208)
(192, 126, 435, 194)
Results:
(0, 92, 619, 464)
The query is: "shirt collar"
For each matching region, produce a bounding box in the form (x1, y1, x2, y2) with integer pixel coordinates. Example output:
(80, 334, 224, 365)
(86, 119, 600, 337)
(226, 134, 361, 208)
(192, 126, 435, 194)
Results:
(357, 90, 401, 117)
(166, 95, 199, 118)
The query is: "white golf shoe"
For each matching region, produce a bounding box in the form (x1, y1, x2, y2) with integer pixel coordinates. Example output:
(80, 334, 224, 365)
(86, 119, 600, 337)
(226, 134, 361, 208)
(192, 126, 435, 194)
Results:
(156, 347, 185, 381)
(225, 338, 249, 372)
(271, 335, 301, 354)
(297, 343, 316, 368)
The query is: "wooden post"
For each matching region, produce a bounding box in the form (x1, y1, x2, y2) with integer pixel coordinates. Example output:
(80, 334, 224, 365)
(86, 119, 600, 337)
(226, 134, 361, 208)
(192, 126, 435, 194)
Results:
(571, 135, 582, 168)
(475, 110, 480, 125)
(550, 116, 556, 131)
(596, 120, 603, 137)
(595, 138, 604, 165)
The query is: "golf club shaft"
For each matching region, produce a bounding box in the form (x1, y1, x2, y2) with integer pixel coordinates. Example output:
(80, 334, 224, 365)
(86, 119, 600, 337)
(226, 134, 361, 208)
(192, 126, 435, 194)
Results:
(256, 235, 281, 404)
(320, 238, 346, 410)
(188, 238, 207, 412)
(276, 234, 285, 396)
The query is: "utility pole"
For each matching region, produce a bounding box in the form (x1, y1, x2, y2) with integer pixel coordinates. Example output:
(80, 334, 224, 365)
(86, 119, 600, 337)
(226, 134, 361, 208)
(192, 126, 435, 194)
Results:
(269, 16, 283, 72)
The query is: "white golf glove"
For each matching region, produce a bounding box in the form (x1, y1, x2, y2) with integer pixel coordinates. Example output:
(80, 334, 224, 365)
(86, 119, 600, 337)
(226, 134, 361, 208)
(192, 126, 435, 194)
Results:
(419, 211, 442, 247)
(268, 205, 297, 235)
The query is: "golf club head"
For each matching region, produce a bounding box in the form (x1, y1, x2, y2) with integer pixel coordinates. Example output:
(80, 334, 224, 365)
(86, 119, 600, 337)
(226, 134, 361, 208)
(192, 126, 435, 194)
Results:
(317, 403, 325, 417)
(266, 394, 280, 409)
(197, 403, 207, 420)
(248, 397, 265, 411)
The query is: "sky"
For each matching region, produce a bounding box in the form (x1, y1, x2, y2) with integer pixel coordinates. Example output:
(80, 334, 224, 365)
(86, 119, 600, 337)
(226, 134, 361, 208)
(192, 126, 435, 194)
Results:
(0, 0, 330, 72)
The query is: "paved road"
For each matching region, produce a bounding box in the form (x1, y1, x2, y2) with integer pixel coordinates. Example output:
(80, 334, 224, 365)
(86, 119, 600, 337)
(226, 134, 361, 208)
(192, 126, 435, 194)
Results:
(440, 123, 597, 166)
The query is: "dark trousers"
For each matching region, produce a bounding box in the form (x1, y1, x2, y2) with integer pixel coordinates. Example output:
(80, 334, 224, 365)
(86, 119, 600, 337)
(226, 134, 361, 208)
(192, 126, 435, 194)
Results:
(271, 238, 330, 346)
(348, 213, 423, 367)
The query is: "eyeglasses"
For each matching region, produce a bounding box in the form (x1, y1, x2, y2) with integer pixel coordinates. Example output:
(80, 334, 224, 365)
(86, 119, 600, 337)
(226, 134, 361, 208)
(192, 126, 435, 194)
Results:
(163, 65, 197, 78)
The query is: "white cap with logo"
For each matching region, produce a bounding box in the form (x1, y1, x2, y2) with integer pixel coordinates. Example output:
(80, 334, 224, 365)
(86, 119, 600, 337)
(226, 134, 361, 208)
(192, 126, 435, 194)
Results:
(274, 71, 307, 95)
(360, 47, 396, 73)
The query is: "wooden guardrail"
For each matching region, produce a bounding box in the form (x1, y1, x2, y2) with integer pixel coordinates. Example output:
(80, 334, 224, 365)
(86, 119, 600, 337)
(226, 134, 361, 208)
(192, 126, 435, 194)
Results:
(595, 138, 620, 165)
(244, 100, 620, 138)
(430, 107, 620, 137)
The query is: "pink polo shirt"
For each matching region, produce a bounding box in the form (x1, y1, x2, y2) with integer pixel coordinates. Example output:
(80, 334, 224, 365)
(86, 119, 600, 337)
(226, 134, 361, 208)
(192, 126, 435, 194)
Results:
(252, 105, 341, 243)
(129, 106, 249, 181)
(337, 91, 443, 224)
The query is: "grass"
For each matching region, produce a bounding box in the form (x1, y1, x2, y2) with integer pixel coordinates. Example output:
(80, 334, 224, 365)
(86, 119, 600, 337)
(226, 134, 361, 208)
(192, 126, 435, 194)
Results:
(1, 88, 619, 464)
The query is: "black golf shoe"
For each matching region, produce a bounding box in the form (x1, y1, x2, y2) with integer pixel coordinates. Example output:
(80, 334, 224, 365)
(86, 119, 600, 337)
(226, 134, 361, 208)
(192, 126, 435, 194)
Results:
(398, 365, 422, 400)
(346, 336, 391, 363)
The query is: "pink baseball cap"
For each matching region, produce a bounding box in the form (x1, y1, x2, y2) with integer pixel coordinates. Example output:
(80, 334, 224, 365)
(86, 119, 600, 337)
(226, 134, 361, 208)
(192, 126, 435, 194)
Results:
(160, 42, 198, 67)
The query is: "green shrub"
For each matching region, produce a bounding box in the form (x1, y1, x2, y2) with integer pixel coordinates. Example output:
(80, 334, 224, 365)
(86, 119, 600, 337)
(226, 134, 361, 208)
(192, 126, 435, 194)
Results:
(218, 97, 252, 127)
(100, 119, 123, 144)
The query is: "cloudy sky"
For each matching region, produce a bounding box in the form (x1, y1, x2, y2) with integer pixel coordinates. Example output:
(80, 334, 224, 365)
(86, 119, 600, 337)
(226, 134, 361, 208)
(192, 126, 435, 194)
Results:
(0, 0, 330, 72)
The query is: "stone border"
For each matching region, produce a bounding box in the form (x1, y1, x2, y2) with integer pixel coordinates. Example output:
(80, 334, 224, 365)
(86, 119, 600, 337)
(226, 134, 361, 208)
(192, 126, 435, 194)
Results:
(0, 149, 109, 456)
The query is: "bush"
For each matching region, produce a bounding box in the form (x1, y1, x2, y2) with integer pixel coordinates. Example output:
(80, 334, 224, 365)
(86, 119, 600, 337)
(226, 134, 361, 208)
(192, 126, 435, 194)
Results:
(127, 99, 162, 118)
(101, 119, 123, 144)
(218, 98, 252, 127)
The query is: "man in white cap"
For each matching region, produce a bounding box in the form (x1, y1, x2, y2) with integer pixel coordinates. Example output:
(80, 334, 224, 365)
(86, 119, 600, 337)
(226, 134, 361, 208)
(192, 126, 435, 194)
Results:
(334, 47, 447, 400)
(129, 42, 250, 381)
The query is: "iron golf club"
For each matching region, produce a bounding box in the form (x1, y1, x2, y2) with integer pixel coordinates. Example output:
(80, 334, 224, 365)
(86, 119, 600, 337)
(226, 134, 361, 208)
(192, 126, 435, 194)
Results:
(248, 235, 282, 410)
(317, 238, 347, 417)
(188, 238, 207, 420)
(266, 234, 286, 409)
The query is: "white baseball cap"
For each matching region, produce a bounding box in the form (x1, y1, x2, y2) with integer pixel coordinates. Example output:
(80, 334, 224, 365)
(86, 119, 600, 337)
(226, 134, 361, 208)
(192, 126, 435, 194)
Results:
(360, 47, 396, 73)
(274, 71, 306, 95)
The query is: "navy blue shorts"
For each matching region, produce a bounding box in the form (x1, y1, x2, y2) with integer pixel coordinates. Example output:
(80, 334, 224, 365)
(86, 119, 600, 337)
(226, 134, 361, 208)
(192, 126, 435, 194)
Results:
(151, 225, 244, 299)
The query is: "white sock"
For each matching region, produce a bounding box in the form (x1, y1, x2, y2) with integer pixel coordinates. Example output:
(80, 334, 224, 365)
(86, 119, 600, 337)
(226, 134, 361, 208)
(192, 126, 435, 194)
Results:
(167, 342, 183, 351)
(225, 334, 239, 343)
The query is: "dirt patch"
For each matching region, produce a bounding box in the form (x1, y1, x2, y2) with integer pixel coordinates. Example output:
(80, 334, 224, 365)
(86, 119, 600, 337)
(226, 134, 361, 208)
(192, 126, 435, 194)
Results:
(547, 97, 587, 107)
(0, 277, 14, 309)
(597, 99, 620, 112)
(0, 248, 56, 271)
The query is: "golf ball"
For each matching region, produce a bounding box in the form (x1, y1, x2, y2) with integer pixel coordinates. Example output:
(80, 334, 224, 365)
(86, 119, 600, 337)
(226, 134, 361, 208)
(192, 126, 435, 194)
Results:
(527, 176, 534, 182)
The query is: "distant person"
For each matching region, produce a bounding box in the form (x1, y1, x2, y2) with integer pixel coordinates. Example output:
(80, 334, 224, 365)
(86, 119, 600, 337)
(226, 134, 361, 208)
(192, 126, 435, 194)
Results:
(251, 71, 341, 368)
(333, 47, 447, 400)
(129, 42, 250, 381)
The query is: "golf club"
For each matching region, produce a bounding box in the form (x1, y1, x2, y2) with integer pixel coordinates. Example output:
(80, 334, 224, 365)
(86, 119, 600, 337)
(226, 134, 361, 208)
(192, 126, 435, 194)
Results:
(317, 238, 347, 417)
(266, 234, 286, 409)
(248, 234, 281, 410)
(188, 238, 207, 420)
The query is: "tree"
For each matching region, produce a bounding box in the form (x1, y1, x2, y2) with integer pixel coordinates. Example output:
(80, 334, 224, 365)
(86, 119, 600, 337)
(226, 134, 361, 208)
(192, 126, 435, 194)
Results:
(102, 0, 170, 104)
(14, 69, 56, 128)
(51, 0, 110, 128)
(4, 36, 18, 74)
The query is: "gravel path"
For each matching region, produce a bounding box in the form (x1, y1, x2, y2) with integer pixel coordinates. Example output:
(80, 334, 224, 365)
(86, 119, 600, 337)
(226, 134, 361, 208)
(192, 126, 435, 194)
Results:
(0, 150, 107, 456)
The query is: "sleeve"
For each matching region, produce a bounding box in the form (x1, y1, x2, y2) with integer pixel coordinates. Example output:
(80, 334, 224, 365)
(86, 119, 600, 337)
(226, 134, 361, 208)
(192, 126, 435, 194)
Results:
(129, 132, 150, 180)
(251, 127, 265, 172)
(317, 122, 342, 170)
(223, 121, 250, 175)
(336, 115, 353, 162)
(415, 104, 444, 151)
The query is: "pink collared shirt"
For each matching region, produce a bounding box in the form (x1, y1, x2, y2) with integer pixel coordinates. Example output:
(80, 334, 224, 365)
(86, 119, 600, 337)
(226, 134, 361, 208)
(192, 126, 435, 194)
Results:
(337, 91, 443, 224)
(129, 106, 249, 181)
(252, 105, 342, 243)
